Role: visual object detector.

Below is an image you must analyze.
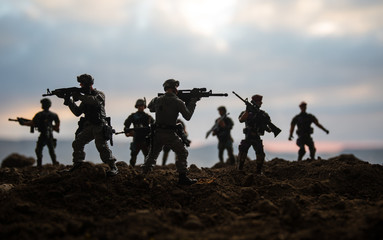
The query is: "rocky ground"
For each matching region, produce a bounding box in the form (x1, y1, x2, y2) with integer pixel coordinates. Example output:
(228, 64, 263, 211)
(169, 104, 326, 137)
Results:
(0, 153, 383, 240)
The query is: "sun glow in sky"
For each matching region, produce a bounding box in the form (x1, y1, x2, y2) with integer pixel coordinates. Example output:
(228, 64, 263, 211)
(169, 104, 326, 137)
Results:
(1, 0, 383, 155)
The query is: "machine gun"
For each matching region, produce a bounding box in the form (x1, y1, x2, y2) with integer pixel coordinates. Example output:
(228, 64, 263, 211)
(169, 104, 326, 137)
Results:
(114, 127, 150, 135)
(232, 91, 281, 138)
(158, 88, 228, 104)
(42, 87, 86, 105)
(205, 113, 229, 139)
(8, 118, 35, 133)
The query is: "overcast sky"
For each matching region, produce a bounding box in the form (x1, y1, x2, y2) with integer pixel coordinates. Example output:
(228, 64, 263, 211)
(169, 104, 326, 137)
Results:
(1, 0, 382, 153)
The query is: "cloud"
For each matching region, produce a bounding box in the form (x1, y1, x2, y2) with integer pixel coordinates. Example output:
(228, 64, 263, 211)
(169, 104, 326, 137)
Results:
(234, 0, 383, 39)
(0, 0, 382, 146)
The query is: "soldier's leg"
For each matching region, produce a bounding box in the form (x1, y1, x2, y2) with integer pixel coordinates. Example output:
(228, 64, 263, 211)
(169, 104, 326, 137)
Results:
(142, 133, 164, 173)
(94, 125, 118, 175)
(296, 137, 306, 161)
(307, 137, 316, 160)
(47, 137, 58, 165)
(72, 125, 94, 164)
(254, 139, 266, 174)
(168, 135, 189, 174)
(169, 134, 196, 185)
(35, 136, 44, 167)
(238, 139, 251, 170)
(162, 145, 171, 166)
(218, 142, 224, 163)
(226, 141, 236, 165)
(129, 142, 139, 167)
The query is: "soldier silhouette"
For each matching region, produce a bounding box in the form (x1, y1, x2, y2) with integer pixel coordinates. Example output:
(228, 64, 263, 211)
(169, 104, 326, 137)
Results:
(211, 106, 235, 165)
(20, 98, 60, 167)
(65, 74, 118, 176)
(142, 79, 200, 185)
(289, 101, 329, 161)
(124, 98, 154, 167)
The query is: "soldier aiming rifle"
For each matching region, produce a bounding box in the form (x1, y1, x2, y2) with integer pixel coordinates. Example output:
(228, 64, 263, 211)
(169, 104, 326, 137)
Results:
(142, 79, 228, 185)
(47, 74, 118, 176)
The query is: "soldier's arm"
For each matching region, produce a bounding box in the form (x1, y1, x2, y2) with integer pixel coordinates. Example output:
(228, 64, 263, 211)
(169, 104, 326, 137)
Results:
(147, 97, 157, 112)
(53, 113, 60, 132)
(313, 118, 329, 134)
(68, 100, 84, 117)
(239, 111, 248, 123)
(123, 116, 134, 137)
(289, 116, 297, 140)
(179, 99, 196, 121)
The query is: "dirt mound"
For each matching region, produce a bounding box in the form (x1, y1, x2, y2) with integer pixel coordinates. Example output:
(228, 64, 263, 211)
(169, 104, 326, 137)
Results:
(1, 153, 35, 168)
(0, 154, 382, 239)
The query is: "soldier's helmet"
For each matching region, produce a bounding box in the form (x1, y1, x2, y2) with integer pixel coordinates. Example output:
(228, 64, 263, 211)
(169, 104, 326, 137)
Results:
(41, 98, 51, 109)
(217, 106, 227, 114)
(135, 99, 146, 108)
(163, 79, 179, 91)
(77, 74, 94, 87)
(299, 101, 307, 107)
(251, 94, 263, 104)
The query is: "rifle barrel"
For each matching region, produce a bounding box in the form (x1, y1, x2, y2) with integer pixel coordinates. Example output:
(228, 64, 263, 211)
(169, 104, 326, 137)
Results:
(210, 93, 228, 97)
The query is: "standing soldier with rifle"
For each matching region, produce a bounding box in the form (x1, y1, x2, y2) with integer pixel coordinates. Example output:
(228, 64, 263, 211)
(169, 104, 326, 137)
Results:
(206, 106, 235, 165)
(123, 98, 154, 167)
(142, 79, 201, 185)
(234, 92, 281, 174)
(289, 101, 329, 161)
(11, 98, 60, 167)
(48, 74, 118, 176)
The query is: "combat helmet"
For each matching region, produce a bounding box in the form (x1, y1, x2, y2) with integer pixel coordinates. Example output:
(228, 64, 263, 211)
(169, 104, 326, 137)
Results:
(77, 74, 94, 87)
(135, 98, 146, 108)
(163, 79, 179, 91)
(251, 94, 263, 104)
(41, 98, 51, 110)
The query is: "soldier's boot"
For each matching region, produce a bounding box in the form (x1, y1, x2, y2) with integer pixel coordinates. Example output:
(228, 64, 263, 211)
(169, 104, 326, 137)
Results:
(178, 173, 197, 185)
(310, 150, 316, 160)
(237, 153, 246, 170)
(256, 163, 263, 175)
(129, 157, 136, 167)
(141, 164, 153, 175)
(37, 158, 42, 168)
(256, 155, 264, 175)
(67, 162, 83, 172)
(106, 162, 119, 176)
(51, 157, 59, 166)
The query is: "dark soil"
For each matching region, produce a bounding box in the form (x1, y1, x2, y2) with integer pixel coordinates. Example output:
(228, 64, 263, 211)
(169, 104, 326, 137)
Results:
(1, 154, 383, 240)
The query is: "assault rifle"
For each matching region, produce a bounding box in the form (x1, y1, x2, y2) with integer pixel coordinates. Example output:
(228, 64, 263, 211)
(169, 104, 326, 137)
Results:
(158, 88, 228, 104)
(114, 127, 150, 135)
(42, 87, 86, 105)
(232, 91, 281, 137)
(9, 118, 34, 133)
(205, 113, 230, 139)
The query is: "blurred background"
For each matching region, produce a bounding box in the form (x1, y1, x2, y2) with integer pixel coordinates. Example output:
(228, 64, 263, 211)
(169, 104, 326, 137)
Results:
(1, 0, 382, 166)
